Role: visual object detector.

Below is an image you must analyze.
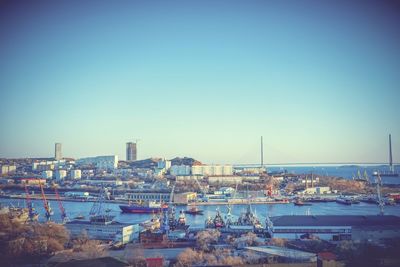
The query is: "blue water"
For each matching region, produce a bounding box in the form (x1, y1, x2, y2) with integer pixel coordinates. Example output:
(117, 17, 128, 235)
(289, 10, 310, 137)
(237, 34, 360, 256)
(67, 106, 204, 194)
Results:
(1, 164, 399, 227)
(265, 164, 400, 185)
(2, 198, 399, 228)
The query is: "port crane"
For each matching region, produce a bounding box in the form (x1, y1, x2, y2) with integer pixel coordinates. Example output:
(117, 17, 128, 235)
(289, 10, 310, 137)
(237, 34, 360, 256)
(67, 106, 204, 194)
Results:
(38, 179, 53, 221)
(161, 183, 176, 234)
(225, 180, 239, 225)
(89, 187, 114, 223)
(194, 176, 208, 202)
(53, 185, 68, 223)
(24, 183, 38, 221)
(376, 173, 385, 215)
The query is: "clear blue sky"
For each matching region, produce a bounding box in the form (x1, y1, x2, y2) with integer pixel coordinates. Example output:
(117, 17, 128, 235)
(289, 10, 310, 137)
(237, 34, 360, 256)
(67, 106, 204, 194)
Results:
(0, 0, 399, 164)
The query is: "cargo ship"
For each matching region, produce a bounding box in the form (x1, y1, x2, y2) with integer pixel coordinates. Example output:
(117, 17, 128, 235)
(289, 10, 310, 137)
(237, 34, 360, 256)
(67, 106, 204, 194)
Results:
(119, 201, 168, 214)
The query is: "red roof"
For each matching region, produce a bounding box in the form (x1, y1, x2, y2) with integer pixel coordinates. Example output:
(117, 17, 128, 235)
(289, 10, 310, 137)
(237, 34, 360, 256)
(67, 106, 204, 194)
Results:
(146, 257, 163, 267)
(318, 252, 337, 261)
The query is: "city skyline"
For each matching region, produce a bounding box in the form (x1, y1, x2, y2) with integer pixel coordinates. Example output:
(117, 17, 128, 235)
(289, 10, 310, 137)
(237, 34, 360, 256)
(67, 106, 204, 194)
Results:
(1, 0, 399, 164)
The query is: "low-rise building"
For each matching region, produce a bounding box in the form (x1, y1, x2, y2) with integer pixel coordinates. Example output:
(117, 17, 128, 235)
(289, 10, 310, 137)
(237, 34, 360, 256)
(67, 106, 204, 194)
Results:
(208, 175, 242, 185)
(244, 246, 317, 264)
(242, 175, 260, 182)
(19, 178, 47, 185)
(214, 187, 236, 196)
(1, 165, 17, 175)
(124, 192, 170, 202)
(173, 192, 197, 204)
(300, 186, 331, 195)
(42, 170, 53, 179)
(70, 169, 81, 179)
(55, 170, 67, 180)
(267, 215, 400, 242)
(65, 220, 139, 244)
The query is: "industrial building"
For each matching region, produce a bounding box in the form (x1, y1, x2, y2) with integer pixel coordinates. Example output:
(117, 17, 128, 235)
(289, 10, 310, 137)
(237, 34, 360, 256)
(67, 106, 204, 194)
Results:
(124, 192, 170, 202)
(266, 215, 400, 242)
(126, 142, 137, 161)
(244, 246, 317, 264)
(208, 175, 242, 185)
(300, 186, 331, 195)
(65, 220, 139, 244)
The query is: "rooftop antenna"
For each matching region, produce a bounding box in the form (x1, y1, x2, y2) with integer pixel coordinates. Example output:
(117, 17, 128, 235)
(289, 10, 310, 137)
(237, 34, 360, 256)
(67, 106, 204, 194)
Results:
(389, 134, 393, 173)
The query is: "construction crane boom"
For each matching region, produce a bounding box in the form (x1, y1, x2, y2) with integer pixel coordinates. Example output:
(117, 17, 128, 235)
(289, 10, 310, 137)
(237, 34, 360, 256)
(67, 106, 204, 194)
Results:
(38, 180, 53, 221)
(54, 186, 67, 222)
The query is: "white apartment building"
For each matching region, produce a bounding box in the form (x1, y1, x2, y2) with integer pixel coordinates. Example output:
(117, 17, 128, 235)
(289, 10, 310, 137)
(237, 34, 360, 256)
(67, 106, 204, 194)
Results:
(191, 164, 233, 176)
(76, 155, 118, 170)
(170, 165, 191, 176)
(32, 160, 66, 171)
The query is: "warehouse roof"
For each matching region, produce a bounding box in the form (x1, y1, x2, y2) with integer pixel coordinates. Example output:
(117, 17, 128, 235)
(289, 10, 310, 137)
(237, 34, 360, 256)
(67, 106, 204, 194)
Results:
(245, 246, 316, 261)
(270, 215, 400, 227)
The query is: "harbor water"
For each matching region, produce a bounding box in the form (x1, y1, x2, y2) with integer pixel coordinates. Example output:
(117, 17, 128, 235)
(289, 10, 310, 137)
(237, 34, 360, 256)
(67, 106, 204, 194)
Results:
(1, 198, 400, 227)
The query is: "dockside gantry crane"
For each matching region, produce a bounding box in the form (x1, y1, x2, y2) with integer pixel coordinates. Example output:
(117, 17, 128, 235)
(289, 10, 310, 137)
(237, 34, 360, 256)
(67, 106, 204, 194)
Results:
(24, 183, 38, 221)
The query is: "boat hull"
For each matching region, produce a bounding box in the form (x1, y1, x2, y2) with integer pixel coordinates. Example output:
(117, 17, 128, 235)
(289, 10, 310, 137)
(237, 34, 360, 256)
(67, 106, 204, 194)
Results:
(119, 205, 168, 214)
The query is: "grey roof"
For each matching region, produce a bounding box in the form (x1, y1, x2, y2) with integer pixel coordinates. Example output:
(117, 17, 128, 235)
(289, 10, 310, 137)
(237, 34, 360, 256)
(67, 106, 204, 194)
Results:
(245, 246, 316, 260)
(270, 215, 400, 227)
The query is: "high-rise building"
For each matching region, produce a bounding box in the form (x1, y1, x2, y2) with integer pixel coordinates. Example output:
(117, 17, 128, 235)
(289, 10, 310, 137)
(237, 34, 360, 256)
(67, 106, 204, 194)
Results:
(126, 142, 137, 161)
(55, 143, 62, 160)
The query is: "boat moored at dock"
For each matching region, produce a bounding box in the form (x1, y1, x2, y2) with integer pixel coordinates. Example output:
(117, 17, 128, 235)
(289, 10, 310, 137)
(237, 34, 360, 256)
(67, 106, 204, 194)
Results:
(119, 201, 168, 214)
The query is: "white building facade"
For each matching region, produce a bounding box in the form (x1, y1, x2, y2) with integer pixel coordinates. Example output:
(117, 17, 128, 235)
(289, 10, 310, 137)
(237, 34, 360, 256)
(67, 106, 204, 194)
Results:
(192, 165, 233, 176)
(170, 165, 191, 176)
(76, 155, 118, 170)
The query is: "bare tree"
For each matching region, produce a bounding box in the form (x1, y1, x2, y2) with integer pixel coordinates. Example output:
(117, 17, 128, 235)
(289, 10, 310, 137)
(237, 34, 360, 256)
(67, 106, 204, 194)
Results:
(124, 244, 146, 267)
(196, 229, 220, 251)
